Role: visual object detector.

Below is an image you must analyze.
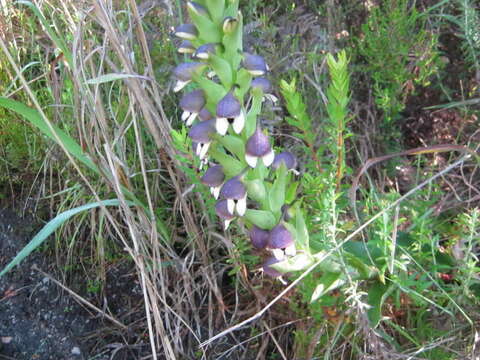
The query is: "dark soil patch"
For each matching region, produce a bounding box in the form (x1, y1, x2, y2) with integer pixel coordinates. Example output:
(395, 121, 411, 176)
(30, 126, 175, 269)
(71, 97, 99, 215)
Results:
(0, 208, 146, 360)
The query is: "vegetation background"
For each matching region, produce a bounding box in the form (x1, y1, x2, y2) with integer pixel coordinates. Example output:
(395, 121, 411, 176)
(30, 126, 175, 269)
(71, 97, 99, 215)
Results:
(0, 0, 479, 359)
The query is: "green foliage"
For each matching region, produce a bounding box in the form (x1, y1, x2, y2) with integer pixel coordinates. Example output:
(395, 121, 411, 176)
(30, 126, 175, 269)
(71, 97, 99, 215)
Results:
(355, 0, 441, 126)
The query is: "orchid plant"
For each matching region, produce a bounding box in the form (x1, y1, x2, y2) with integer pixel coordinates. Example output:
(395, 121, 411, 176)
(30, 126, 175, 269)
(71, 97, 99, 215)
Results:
(171, 0, 316, 278)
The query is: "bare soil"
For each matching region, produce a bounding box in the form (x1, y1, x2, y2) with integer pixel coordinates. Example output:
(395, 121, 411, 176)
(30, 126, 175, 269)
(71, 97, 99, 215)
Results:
(0, 208, 146, 360)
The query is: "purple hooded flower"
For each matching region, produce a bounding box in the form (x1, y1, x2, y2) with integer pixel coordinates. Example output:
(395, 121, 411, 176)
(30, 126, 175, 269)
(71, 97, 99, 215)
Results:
(220, 176, 247, 216)
(173, 24, 198, 40)
(201, 164, 225, 199)
(251, 77, 278, 103)
(243, 53, 268, 76)
(188, 120, 215, 159)
(215, 199, 235, 229)
(178, 40, 195, 54)
(272, 151, 299, 174)
(249, 225, 269, 249)
(180, 90, 206, 126)
(268, 223, 296, 260)
(245, 127, 274, 168)
(172, 62, 206, 92)
(194, 43, 217, 60)
(262, 257, 283, 278)
(215, 92, 245, 135)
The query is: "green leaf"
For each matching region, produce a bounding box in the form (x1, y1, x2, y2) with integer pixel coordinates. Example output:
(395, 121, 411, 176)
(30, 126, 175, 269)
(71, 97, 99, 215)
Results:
(235, 68, 252, 99)
(222, 12, 243, 68)
(268, 164, 287, 213)
(295, 208, 309, 251)
(209, 54, 233, 88)
(285, 181, 299, 204)
(208, 144, 243, 177)
(193, 75, 227, 104)
(0, 199, 132, 277)
(244, 179, 267, 206)
(188, 7, 222, 43)
(367, 281, 390, 327)
(0, 97, 98, 173)
(85, 73, 149, 85)
(271, 253, 315, 273)
(205, 0, 225, 23)
(245, 92, 262, 137)
(216, 134, 244, 159)
(244, 209, 276, 230)
(311, 272, 344, 303)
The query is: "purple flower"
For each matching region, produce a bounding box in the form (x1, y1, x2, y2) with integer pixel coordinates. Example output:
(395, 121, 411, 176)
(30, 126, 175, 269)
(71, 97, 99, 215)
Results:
(194, 43, 217, 60)
(243, 53, 268, 76)
(215, 199, 235, 229)
(173, 24, 198, 40)
(215, 92, 245, 135)
(220, 176, 247, 216)
(188, 120, 215, 159)
(268, 223, 296, 260)
(177, 40, 195, 54)
(249, 225, 269, 249)
(180, 90, 206, 126)
(251, 77, 278, 103)
(262, 257, 283, 278)
(172, 62, 206, 92)
(245, 127, 274, 168)
(201, 164, 225, 199)
(272, 151, 299, 174)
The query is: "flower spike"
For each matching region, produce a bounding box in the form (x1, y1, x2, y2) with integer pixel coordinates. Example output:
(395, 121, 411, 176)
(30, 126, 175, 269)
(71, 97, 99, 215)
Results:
(251, 77, 278, 103)
(178, 40, 196, 54)
(194, 43, 217, 60)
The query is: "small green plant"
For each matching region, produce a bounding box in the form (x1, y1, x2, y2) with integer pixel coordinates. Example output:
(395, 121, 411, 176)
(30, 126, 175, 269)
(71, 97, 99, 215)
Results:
(354, 0, 441, 129)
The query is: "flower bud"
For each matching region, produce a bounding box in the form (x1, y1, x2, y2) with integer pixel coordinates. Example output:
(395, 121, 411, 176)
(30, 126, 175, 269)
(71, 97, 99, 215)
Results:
(249, 225, 269, 249)
(188, 120, 215, 159)
(201, 165, 225, 199)
(216, 92, 245, 135)
(243, 53, 268, 76)
(215, 199, 235, 229)
(222, 16, 238, 34)
(172, 62, 206, 92)
(173, 24, 198, 40)
(245, 127, 274, 168)
(220, 176, 247, 216)
(180, 90, 206, 126)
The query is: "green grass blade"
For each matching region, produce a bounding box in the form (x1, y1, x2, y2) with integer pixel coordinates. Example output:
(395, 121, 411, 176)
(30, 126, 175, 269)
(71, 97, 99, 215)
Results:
(0, 97, 98, 173)
(0, 199, 131, 278)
